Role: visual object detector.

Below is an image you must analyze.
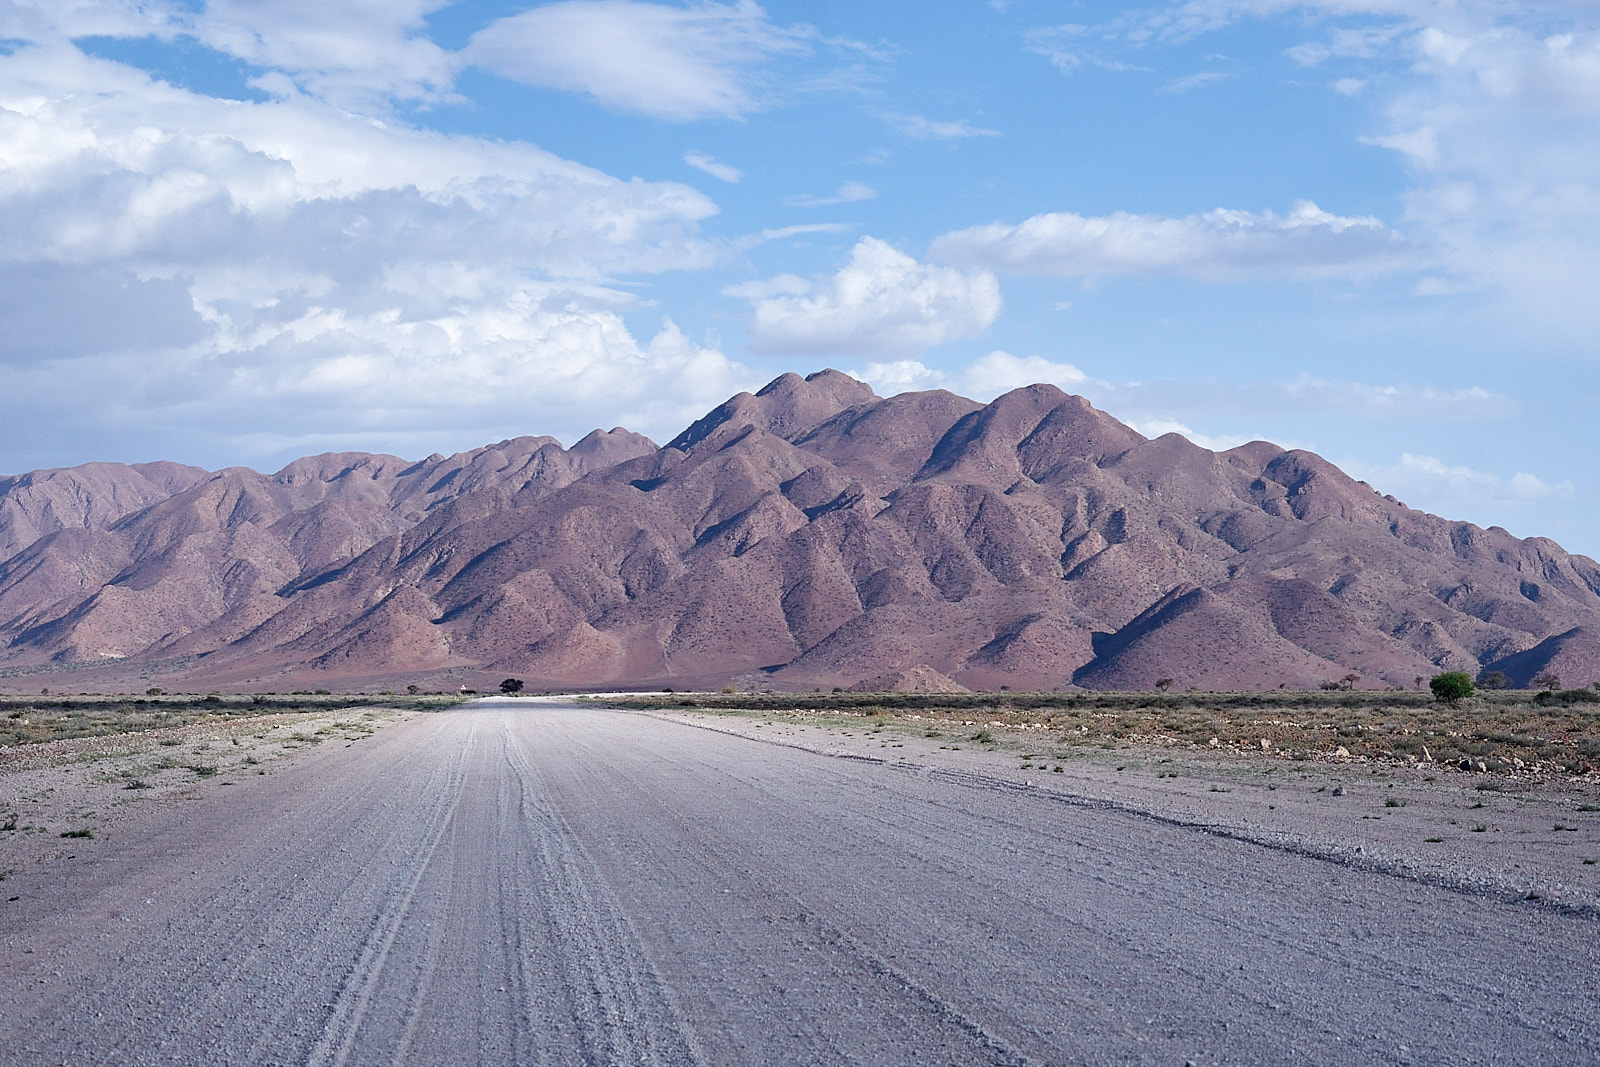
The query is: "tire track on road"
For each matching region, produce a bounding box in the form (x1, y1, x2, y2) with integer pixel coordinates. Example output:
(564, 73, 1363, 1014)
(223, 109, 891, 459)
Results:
(302, 721, 472, 1067)
(538, 714, 1036, 1066)
(502, 714, 707, 1067)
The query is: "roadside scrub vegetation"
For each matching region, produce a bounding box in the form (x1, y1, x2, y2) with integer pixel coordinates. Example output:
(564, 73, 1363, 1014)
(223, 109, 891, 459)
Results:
(0, 693, 466, 748)
(600, 687, 1600, 776)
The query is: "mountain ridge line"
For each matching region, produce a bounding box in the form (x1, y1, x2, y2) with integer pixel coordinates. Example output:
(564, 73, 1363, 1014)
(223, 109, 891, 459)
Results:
(2, 368, 1596, 694)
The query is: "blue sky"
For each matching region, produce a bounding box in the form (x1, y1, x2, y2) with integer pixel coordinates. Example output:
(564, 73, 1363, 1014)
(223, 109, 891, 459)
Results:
(2, 1, 1599, 553)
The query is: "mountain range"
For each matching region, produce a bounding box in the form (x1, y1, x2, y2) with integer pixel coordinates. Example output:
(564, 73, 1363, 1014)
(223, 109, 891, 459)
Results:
(4, 370, 1600, 693)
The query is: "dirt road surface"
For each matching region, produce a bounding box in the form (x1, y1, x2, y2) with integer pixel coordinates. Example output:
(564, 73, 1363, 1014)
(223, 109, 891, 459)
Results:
(3, 699, 1597, 1066)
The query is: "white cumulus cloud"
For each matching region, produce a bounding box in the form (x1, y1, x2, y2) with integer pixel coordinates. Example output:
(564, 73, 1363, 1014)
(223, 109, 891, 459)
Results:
(952, 350, 1091, 398)
(1086, 2, 1600, 338)
(849, 350, 1088, 402)
(736, 237, 1002, 357)
(0, 29, 754, 466)
(1378, 22, 1600, 336)
(0, 0, 176, 41)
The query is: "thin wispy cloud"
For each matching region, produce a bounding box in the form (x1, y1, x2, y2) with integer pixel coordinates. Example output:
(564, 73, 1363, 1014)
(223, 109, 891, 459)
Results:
(782, 181, 878, 207)
(852, 355, 1512, 424)
(880, 111, 1002, 139)
(1344, 453, 1576, 516)
(1161, 69, 1231, 92)
(191, 0, 459, 109)
(1023, 24, 1091, 73)
(932, 201, 1409, 281)
(752, 223, 853, 242)
(685, 151, 742, 182)
(465, 0, 813, 120)
(1024, 24, 1147, 74)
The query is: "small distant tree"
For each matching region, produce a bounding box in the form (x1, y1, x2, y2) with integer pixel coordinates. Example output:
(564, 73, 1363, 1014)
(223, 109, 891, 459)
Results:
(499, 678, 524, 695)
(1533, 671, 1561, 691)
(1430, 671, 1474, 703)
(1477, 670, 1508, 691)
(1154, 677, 1174, 692)
(406, 683, 419, 695)
(1341, 673, 1361, 690)
(146, 687, 164, 697)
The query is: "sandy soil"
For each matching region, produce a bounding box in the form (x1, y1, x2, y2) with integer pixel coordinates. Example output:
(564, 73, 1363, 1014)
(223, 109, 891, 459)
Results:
(1, 699, 1596, 1066)
(0, 706, 416, 886)
(643, 703, 1600, 914)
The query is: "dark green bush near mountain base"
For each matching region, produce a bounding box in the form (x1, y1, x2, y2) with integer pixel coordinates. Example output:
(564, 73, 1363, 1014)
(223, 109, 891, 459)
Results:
(1533, 687, 1600, 706)
(1429, 671, 1475, 703)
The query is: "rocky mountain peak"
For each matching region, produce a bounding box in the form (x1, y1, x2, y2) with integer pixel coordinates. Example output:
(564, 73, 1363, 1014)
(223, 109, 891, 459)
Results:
(668, 371, 878, 453)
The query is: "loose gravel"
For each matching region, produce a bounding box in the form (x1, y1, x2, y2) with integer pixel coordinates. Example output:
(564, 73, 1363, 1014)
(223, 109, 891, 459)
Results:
(1, 698, 1595, 1065)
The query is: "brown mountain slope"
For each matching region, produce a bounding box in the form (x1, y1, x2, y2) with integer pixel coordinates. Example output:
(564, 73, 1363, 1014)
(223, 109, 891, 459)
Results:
(0, 461, 209, 561)
(0, 430, 655, 667)
(2, 370, 1598, 692)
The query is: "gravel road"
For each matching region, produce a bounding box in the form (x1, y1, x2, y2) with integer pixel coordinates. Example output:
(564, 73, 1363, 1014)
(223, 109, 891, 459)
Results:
(3, 699, 1597, 1066)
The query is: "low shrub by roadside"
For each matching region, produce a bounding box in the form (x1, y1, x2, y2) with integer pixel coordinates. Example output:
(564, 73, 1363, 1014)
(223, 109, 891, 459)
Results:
(599, 689, 1600, 776)
(0, 693, 464, 747)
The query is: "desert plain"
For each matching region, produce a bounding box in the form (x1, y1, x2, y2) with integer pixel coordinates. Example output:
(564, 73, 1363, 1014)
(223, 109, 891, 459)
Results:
(5, 377, 1600, 1063)
(1, 690, 1595, 1065)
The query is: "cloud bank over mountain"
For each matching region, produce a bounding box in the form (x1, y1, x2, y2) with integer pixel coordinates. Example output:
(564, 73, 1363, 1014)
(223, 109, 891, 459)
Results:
(1, 0, 1597, 555)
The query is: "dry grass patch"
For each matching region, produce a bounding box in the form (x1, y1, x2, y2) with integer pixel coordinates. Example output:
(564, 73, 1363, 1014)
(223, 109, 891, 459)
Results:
(601, 690, 1600, 777)
(0, 693, 464, 749)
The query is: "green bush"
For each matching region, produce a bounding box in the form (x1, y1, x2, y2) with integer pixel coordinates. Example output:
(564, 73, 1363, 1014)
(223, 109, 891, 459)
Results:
(1533, 687, 1600, 706)
(1429, 672, 1474, 703)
